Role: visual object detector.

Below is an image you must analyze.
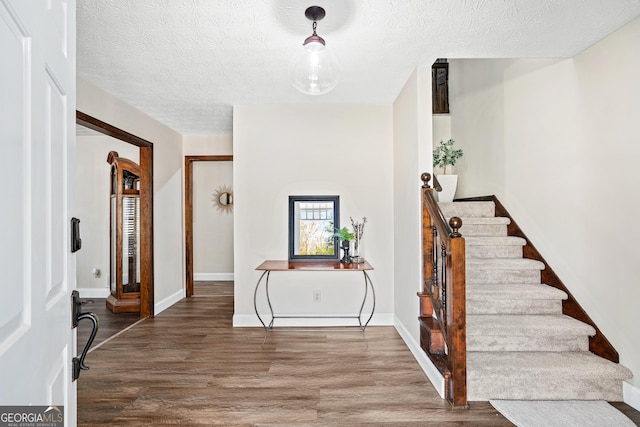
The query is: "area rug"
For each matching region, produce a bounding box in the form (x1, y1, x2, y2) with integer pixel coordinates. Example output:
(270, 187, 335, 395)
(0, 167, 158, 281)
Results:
(489, 400, 636, 427)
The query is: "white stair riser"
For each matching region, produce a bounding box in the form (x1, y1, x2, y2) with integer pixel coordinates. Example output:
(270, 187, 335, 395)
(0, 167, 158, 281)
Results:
(467, 335, 589, 352)
(459, 224, 507, 236)
(467, 299, 563, 315)
(467, 269, 541, 284)
(467, 245, 522, 259)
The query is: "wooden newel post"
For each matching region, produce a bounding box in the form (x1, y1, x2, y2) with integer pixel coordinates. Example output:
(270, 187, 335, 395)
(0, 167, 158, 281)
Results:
(448, 234, 467, 407)
(421, 172, 432, 189)
(449, 217, 462, 238)
(448, 216, 467, 407)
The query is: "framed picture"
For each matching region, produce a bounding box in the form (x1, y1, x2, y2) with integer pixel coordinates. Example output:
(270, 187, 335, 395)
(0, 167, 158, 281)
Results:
(288, 195, 339, 261)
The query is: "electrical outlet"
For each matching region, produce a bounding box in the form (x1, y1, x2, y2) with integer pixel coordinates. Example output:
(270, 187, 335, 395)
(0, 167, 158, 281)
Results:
(313, 290, 321, 303)
(92, 268, 101, 278)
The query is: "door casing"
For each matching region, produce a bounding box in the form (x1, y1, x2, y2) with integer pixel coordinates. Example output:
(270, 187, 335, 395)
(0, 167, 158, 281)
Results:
(184, 155, 233, 297)
(76, 111, 155, 318)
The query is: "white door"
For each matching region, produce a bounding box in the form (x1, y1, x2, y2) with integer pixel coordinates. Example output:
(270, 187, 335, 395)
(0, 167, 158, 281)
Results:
(0, 0, 76, 425)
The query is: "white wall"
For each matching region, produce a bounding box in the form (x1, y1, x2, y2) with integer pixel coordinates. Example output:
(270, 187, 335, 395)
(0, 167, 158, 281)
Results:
(432, 115, 451, 148)
(233, 105, 394, 326)
(392, 66, 443, 394)
(77, 77, 185, 313)
(76, 134, 139, 297)
(183, 134, 233, 156)
(193, 161, 234, 280)
(448, 58, 513, 198)
(449, 16, 640, 395)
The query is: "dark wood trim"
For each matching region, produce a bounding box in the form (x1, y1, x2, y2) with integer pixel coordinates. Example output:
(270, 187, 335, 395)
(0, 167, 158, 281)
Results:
(184, 155, 233, 297)
(432, 60, 450, 114)
(455, 195, 619, 363)
(447, 236, 466, 407)
(139, 146, 154, 318)
(185, 157, 193, 297)
(76, 110, 155, 319)
(77, 111, 153, 148)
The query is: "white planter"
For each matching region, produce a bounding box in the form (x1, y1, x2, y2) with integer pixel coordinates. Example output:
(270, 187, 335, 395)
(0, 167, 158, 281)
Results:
(436, 174, 458, 202)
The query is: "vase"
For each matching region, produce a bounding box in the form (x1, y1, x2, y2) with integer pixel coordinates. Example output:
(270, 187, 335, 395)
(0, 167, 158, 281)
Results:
(436, 174, 458, 203)
(352, 236, 364, 263)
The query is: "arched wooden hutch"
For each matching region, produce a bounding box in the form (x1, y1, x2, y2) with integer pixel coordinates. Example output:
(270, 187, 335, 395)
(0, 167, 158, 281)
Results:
(106, 151, 141, 313)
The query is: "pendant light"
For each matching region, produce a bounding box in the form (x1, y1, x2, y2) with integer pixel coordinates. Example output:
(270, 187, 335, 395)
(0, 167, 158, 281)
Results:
(290, 6, 339, 95)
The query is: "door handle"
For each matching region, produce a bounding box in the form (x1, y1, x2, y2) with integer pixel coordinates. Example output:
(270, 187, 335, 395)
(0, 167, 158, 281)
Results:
(71, 290, 99, 381)
(71, 217, 82, 253)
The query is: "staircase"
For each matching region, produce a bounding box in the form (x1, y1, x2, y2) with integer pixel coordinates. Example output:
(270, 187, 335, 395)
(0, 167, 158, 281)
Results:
(439, 201, 632, 401)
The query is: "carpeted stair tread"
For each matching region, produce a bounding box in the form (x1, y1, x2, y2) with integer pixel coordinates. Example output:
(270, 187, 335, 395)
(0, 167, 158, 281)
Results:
(455, 217, 511, 225)
(467, 284, 566, 315)
(467, 258, 545, 270)
(466, 236, 527, 259)
(467, 352, 633, 401)
(467, 314, 596, 337)
(453, 217, 510, 237)
(467, 284, 567, 300)
(439, 201, 495, 218)
(465, 236, 526, 246)
(469, 352, 633, 379)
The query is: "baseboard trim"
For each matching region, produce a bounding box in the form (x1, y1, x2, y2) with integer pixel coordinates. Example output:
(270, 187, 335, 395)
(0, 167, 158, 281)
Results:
(194, 273, 234, 281)
(624, 381, 640, 411)
(76, 288, 110, 299)
(154, 288, 185, 315)
(393, 315, 445, 399)
(233, 313, 394, 328)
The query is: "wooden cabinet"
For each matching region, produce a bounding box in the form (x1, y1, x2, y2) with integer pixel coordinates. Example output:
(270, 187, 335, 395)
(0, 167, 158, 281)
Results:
(106, 151, 141, 313)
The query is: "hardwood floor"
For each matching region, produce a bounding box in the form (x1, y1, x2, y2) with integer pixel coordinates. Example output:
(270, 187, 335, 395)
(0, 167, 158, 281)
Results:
(77, 297, 140, 350)
(77, 282, 639, 426)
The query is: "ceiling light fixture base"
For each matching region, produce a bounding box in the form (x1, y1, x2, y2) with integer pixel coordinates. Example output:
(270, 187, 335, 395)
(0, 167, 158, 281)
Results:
(305, 6, 326, 21)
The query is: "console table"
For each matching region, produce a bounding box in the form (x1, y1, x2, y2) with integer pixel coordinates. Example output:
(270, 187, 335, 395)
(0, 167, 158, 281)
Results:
(254, 260, 375, 344)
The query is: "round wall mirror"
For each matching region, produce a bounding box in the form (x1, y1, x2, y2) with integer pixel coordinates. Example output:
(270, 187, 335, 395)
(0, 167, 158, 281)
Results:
(212, 185, 233, 213)
(219, 192, 233, 206)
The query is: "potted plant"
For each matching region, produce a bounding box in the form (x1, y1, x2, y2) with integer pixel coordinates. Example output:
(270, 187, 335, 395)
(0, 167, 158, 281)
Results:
(334, 227, 355, 263)
(432, 138, 463, 202)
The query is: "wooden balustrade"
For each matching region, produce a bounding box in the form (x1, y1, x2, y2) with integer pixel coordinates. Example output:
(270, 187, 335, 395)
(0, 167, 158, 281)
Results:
(418, 173, 467, 407)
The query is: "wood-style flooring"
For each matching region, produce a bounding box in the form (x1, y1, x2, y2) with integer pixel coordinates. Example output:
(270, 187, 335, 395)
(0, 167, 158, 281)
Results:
(77, 297, 140, 350)
(77, 282, 640, 426)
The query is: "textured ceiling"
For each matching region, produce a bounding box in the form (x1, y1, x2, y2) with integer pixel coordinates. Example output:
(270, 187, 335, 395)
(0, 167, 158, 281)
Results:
(77, 0, 640, 135)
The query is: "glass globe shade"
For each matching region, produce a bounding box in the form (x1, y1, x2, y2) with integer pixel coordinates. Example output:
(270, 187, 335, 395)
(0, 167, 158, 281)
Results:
(290, 40, 339, 95)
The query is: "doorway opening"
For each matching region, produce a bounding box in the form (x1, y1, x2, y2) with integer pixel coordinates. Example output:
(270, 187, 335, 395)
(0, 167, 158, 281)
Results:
(76, 111, 155, 319)
(184, 155, 233, 297)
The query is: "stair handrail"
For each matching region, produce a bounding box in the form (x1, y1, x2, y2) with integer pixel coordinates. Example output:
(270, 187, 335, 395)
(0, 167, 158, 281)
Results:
(419, 172, 467, 407)
(432, 173, 443, 192)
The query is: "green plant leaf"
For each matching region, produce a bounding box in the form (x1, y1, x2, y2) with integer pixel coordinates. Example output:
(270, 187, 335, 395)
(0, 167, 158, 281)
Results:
(432, 139, 463, 172)
(334, 227, 355, 241)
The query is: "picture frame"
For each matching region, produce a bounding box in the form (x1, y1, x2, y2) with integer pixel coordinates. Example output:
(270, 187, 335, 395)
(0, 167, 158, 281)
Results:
(288, 195, 340, 261)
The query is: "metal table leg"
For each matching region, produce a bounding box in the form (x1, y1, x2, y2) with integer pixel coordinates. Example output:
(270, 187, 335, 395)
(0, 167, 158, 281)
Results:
(253, 270, 272, 345)
(357, 270, 376, 340)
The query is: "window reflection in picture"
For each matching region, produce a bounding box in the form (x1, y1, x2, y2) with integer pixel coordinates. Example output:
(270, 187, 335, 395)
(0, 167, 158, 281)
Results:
(289, 195, 339, 261)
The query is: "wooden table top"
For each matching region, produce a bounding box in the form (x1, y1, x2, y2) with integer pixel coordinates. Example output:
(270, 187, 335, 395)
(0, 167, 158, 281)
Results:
(256, 260, 373, 271)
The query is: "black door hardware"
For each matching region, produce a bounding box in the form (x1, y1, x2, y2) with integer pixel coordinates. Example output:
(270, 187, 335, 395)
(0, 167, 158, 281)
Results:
(71, 217, 82, 253)
(71, 290, 99, 381)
